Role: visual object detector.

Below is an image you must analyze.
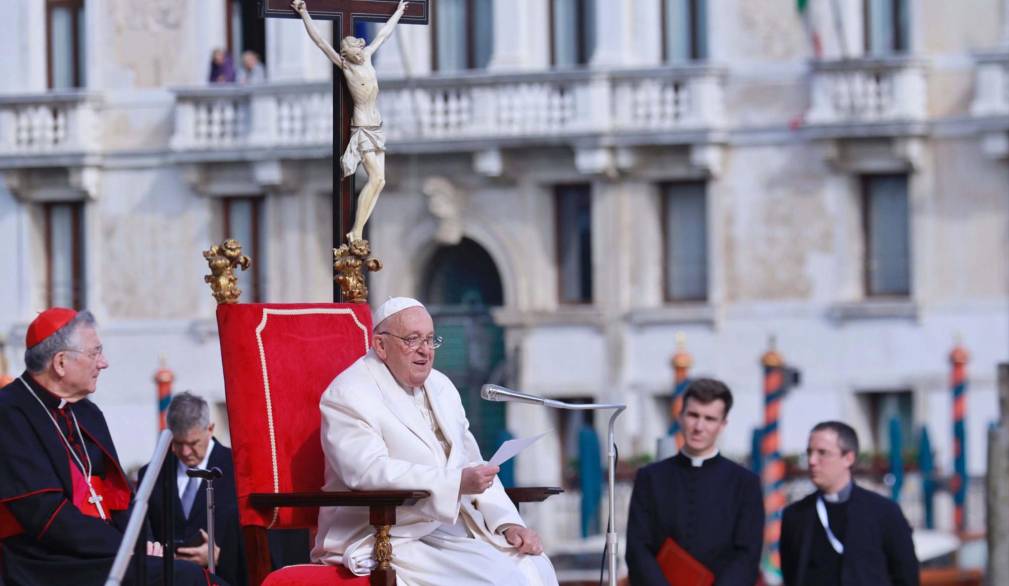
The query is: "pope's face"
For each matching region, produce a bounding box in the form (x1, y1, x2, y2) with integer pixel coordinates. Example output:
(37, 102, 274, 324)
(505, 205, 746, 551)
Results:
(172, 423, 215, 468)
(678, 397, 727, 456)
(58, 326, 108, 401)
(374, 307, 435, 389)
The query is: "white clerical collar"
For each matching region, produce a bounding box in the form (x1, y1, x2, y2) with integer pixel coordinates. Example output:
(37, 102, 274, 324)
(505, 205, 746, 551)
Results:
(682, 448, 719, 467)
(822, 480, 853, 503)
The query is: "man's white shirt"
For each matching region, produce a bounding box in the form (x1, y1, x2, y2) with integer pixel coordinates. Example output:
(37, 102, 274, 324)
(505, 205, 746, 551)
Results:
(176, 438, 216, 496)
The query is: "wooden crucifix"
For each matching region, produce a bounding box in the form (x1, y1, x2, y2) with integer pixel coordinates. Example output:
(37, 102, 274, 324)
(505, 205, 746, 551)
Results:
(261, 0, 429, 302)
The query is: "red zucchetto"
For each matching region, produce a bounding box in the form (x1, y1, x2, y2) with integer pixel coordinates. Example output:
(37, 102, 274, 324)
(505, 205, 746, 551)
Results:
(26, 308, 78, 349)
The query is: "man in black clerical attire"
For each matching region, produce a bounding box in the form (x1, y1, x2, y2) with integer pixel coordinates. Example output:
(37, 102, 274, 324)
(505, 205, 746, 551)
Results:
(0, 308, 226, 586)
(780, 421, 919, 586)
(626, 378, 764, 585)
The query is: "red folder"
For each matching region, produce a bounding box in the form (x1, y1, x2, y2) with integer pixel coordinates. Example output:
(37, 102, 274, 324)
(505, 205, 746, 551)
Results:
(656, 537, 715, 586)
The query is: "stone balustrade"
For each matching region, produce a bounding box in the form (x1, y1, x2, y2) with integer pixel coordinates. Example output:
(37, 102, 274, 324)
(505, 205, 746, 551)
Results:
(806, 56, 927, 126)
(972, 50, 1009, 117)
(0, 91, 100, 158)
(170, 65, 725, 155)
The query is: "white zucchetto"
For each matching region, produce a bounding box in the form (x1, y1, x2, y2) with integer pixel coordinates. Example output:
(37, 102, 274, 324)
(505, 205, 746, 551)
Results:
(373, 296, 424, 328)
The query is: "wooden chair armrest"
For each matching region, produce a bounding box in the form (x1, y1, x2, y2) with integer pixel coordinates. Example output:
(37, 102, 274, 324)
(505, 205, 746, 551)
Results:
(245, 491, 430, 586)
(249, 490, 430, 509)
(505, 486, 564, 506)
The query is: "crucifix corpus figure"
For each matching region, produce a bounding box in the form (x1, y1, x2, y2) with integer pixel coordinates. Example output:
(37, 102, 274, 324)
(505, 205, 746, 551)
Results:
(292, 0, 407, 244)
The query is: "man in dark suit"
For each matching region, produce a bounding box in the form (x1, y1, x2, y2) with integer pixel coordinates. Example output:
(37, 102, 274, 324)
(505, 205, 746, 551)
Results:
(626, 378, 764, 585)
(780, 421, 919, 586)
(139, 392, 247, 586)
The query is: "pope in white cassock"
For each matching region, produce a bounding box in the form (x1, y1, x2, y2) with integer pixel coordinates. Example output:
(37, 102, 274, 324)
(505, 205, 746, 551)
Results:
(312, 297, 559, 586)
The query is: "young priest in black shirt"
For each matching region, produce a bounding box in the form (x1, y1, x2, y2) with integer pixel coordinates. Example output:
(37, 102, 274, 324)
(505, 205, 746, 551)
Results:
(626, 378, 764, 585)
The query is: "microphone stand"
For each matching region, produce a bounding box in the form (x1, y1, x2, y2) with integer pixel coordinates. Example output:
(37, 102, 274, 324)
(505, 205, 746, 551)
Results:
(482, 386, 626, 586)
(187, 467, 223, 575)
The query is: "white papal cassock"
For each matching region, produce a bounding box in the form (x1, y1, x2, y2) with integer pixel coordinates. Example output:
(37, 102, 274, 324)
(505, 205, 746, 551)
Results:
(312, 349, 559, 586)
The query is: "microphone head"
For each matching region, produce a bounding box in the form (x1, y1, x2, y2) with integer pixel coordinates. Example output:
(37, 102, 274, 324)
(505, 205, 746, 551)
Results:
(480, 384, 502, 401)
(479, 384, 545, 405)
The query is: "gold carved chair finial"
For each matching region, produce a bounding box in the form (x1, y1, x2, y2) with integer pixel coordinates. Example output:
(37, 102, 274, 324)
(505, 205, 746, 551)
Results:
(333, 239, 382, 304)
(203, 239, 251, 304)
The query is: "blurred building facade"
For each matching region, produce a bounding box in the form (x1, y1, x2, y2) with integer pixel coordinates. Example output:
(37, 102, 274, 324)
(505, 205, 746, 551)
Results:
(0, 0, 1008, 542)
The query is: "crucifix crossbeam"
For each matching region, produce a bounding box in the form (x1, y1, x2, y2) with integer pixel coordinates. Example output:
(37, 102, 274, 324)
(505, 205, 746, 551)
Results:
(261, 0, 429, 302)
(262, 0, 429, 27)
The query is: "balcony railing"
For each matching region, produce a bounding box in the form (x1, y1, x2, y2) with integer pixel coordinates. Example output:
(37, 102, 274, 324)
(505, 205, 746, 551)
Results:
(972, 50, 1009, 117)
(806, 56, 926, 127)
(0, 91, 100, 160)
(170, 66, 725, 155)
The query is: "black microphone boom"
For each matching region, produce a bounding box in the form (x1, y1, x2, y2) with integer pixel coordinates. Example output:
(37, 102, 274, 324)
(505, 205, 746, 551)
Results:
(185, 467, 223, 480)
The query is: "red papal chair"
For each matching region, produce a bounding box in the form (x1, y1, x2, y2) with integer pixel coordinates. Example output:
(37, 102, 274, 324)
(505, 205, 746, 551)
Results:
(216, 303, 427, 586)
(214, 302, 561, 586)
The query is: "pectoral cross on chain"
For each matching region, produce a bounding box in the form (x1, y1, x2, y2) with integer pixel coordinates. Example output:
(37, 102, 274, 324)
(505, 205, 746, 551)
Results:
(260, 0, 430, 301)
(88, 487, 107, 520)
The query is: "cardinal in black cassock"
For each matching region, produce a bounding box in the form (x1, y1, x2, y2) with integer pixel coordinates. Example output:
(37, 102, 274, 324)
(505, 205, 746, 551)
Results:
(0, 308, 226, 586)
(626, 379, 764, 586)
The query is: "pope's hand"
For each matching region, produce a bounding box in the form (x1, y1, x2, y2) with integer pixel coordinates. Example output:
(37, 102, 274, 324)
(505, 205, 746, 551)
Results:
(503, 526, 543, 555)
(291, 0, 307, 14)
(460, 464, 499, 495)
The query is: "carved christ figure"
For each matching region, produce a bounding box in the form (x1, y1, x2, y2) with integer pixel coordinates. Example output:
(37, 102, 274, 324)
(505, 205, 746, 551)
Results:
(291, 0, 409, 243)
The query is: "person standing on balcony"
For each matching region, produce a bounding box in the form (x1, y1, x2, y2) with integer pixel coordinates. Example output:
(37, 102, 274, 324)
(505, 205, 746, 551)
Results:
(626, 378, 764, 585)
(291, 0, 407, 244)
(209, 48, 236, 83)
(238, 51, 266, 84)
(780, 421, 919, 586)
(313, 297, 558, 585)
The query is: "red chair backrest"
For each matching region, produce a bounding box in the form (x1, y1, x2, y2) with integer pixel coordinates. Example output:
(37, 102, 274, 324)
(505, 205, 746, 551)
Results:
(215, 303, 372, 529)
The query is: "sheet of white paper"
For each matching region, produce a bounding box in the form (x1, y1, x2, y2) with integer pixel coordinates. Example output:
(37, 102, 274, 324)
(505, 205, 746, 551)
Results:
(488, 432, 548, 467)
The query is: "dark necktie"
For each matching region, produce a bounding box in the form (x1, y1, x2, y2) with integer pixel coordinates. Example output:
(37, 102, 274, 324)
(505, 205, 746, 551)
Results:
(180, 476, 200, 518)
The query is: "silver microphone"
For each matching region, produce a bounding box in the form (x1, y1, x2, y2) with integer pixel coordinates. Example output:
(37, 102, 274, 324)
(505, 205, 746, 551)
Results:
(481, 384, 626, 410)
(479, 382, 626, 586)
(480, 384, 546, 406)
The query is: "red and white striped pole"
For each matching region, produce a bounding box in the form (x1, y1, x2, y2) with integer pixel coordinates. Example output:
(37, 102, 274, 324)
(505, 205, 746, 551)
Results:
(950, 342, 969, 532)
(154, 357, 174, 431)
(668, 333, 693, 449)
(761, 337, 786, 581)
(0, 335, 12, 388)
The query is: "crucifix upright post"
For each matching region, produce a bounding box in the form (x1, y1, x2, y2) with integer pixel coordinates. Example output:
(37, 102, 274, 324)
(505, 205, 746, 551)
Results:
(261, 0, 430, 302)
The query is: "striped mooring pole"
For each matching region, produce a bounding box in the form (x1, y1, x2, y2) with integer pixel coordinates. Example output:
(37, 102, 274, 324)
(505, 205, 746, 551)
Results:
(0, 335, 12, 388)
(154, 357, 174, 431)
(667, 333, 693, 447)
(950, 342, 969, 532)
(761, 337, 786, 581)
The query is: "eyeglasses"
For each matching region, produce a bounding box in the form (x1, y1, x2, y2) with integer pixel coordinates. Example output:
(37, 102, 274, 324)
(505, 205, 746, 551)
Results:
(64, 346, 104, 361)
(377, 332, 443, 350)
